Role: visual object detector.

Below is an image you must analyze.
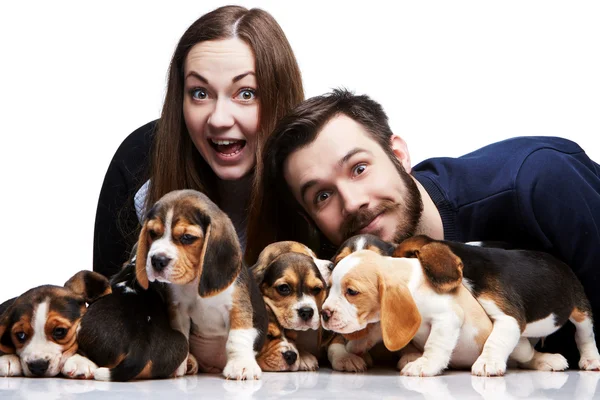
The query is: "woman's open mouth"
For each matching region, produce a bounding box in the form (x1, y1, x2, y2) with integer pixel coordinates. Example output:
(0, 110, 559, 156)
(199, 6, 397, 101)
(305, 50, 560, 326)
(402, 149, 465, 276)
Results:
(209, 138, 247, 157)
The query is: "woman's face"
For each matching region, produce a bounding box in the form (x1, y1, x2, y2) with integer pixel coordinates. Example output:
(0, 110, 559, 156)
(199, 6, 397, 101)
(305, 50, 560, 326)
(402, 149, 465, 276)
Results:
(183, 38, 259, 181)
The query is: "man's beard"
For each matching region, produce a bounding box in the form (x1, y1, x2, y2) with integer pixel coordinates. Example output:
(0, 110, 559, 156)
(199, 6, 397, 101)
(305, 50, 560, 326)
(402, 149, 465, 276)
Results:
(340, 161, 423, 244)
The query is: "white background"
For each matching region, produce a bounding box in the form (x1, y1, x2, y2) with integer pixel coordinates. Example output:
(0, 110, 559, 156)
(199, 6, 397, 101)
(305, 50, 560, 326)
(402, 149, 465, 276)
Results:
(1, 1, 599, 299)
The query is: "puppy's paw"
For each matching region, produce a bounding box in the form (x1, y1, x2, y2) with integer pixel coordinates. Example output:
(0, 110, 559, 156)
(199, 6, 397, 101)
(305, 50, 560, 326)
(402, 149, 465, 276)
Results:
(362, 351, 373, 367)
(579, 356, 600, 371)
(62, 354, 97, 379)
(186, 353, 199, 375)
(397, 352, 422, 371)
(519, 352, 568, 371)
(0, 355, 22, 377)
(331, 352, 368, 372)
(298, 352, 319, 371)
(223, 357, 262, 380)
(471, 354, 507, 377)
(400, 356, 444, 377)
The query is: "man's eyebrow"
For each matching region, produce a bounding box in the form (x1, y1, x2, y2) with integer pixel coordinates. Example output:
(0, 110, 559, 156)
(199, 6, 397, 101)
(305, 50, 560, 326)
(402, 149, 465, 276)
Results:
(339, 148, 372, 166)
(298, 148, 372, 204)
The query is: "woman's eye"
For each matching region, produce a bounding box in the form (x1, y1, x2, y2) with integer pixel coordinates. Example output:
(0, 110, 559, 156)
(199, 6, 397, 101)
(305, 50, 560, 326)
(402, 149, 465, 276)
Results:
(180, 234, 197, 245)
(191, 88, 207, 100)
(346, 288, 359, 296)
(52, 327, 67, 340)
(236, 89, 256, 101)
(315, 191, 330, 204)
(15, 332, 27, 343)
(353, 164, 367, 176)
(277, 284, 291, 296)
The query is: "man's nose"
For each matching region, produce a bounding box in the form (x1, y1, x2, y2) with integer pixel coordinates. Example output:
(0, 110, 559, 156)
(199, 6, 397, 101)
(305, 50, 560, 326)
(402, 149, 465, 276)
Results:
(207, 98, 235, 129)
(339, 183, 369, 215)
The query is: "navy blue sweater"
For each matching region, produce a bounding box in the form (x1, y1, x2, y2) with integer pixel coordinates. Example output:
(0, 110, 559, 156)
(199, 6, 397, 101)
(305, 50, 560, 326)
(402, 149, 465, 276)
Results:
(413, 136, 600, 365)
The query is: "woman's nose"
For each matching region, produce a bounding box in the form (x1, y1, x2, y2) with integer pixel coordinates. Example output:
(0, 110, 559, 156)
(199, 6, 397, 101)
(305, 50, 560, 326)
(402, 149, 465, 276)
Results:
(207, 98, 235, 129)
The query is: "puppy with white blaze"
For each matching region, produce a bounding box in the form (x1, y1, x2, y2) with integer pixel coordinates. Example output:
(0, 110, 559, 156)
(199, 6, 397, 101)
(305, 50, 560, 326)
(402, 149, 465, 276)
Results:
(321, 249, 494, 377)
(135, 189, 268, 380)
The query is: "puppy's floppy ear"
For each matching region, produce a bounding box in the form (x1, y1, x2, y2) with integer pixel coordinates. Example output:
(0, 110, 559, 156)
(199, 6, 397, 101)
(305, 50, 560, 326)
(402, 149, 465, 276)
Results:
(314, 258, 333, 283)
(135, 221, 150, 290)
(0, 300, 16, 354)
(379, 276, 421, 352)
(416, 243, 463, 293)
(64, 270, 112, 303)
(393, 235, 434, 258)
(197, 216, 243, 297)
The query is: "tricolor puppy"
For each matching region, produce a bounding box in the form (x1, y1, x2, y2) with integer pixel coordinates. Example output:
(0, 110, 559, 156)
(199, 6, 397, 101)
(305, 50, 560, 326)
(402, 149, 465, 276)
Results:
(250, 241, 332, 370)
(74, 258, 189, 381)
(136, 189, 268, 380)
(332, 234, 396, 266)
(0, 271, 110, 377)
(256, 304, 301, 372)
(321, 248, 494, 376)
(395, 235, 600, 376)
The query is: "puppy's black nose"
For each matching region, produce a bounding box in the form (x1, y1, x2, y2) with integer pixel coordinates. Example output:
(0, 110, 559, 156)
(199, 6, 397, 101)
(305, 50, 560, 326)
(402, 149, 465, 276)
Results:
(321, 309, 332, 322)
(298, 307, 314, 321)
(151, 254, 171, 272)
(28, 359, 49, 376)
(283, 351, 298, 365)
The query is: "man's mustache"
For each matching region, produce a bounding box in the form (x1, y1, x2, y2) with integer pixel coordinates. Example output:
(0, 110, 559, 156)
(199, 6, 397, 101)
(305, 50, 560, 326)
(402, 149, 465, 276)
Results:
(340, 200, 398, 240)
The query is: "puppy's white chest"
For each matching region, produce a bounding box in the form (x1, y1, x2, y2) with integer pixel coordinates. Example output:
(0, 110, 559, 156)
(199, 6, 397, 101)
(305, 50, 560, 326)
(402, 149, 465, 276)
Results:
(173, 284, 234, 338)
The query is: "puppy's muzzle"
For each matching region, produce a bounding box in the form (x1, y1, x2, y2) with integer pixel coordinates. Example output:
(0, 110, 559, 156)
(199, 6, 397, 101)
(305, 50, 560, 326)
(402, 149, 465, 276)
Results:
(151, 254, 171, 272)
(28, 359, 50, 376)
(321, 309, 333, 322)
(298, 307, 314, 322)
(283, 351, 297, 366)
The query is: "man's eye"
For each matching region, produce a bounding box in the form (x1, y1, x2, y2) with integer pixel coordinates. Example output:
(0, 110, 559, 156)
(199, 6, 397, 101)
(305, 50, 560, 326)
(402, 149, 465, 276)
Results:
(352, 163, 367, 176)
(191, 88, 207, 100)
(277, 284, 291, 296)
(315, 191, 330, 204)
(346, 288, 359, 296)
(15, 332, 27, 343)
(236, 88, 256, 101)
(52, 327, 68, 340)
(180, 234, 198, 245)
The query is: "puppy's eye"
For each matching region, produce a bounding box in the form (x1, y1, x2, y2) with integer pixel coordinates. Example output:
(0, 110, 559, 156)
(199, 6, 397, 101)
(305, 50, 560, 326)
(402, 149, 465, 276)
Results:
(266, 333, 275, 340)
(180, 234, 198, 245)
(277, 284, 291, 296)
(15, 332, 27, 343)
(346, 288, 359, 296)
(311, 287, 323, 296)
(148, 230, 159, 240)
(52, 327, 68, 340)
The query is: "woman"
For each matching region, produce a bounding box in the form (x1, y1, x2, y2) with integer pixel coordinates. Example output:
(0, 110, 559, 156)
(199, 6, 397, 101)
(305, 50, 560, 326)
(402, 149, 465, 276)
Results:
(93, 5, 303, 278)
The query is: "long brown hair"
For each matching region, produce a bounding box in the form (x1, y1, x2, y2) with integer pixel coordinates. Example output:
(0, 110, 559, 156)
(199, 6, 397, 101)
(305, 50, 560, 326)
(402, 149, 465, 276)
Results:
(245, 89, 401, 264)
(146, 5, 303, 222)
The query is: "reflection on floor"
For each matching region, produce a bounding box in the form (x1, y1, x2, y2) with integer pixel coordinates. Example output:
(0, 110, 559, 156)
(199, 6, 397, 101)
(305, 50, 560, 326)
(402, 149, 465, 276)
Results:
(1, 369, 599, 399)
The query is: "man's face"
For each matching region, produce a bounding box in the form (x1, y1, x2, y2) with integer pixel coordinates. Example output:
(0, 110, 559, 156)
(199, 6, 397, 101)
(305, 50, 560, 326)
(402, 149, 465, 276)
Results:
(283, 114, 423, 246)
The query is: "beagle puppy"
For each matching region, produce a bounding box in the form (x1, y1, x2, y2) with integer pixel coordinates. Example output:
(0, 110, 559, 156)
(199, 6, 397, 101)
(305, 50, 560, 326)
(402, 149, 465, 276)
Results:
(256, 303, 301, 372)
(332, 234, 396, 266)
(250, 241, 332, 371)
(321, 248, 494, 376)
(74, 258, 189, 381)
(135, 189, 268, 380)
(395, 235, 600, 376)
(0, 270, 111, 377)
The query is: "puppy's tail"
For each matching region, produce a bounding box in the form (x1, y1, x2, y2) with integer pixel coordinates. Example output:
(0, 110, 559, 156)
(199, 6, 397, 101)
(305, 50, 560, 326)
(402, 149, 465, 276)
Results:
(94, 344, 150, 382)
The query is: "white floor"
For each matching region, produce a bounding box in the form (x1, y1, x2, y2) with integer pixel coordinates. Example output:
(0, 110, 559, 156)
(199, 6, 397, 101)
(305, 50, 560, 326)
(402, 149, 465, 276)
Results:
(1, 369, 599, 400)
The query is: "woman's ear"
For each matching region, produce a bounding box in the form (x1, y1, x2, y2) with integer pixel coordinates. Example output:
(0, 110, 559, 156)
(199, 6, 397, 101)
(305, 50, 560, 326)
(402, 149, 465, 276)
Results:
(390, 135, 412, 173)
(379, 276, 421, 352)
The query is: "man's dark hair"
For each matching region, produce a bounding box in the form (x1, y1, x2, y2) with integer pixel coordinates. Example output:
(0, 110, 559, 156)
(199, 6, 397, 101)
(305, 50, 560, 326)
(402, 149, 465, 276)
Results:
(245, 89, 401, 263)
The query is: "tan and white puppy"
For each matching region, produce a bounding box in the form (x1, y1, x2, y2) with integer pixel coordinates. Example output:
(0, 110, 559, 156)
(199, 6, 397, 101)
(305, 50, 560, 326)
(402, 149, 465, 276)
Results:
(321, 249, 493, 376)
(250, 241, 331, 371)
(256, 304, 301, 372)
(0, 271, 111, 377)
(136, 189, 268, 380)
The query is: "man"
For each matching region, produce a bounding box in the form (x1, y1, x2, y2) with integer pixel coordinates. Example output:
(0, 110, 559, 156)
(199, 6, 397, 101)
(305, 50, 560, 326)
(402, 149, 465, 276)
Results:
(246, 88, 600, 368)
